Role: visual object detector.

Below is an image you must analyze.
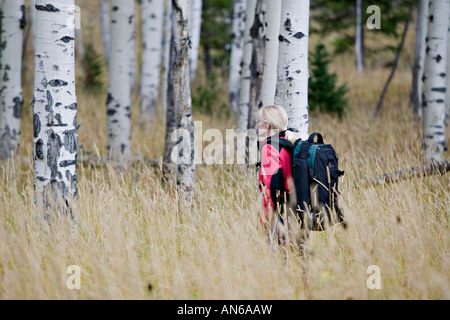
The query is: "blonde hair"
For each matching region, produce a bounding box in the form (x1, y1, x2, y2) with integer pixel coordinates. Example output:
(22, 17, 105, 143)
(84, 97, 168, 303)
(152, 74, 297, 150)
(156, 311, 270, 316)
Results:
(259, 105, 299, 143)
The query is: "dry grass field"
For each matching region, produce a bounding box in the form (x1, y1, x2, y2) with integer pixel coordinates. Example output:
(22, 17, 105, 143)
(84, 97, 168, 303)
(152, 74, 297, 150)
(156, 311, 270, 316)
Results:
(0, 1, 448, 300)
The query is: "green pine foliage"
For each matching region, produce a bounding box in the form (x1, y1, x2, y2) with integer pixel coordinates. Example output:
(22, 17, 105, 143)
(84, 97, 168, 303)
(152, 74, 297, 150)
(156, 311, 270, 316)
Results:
(308, 43, 349, 119)
(82, 42, 103, 94)
(192, 71, 228, 118)
(310, 0, 414, 57)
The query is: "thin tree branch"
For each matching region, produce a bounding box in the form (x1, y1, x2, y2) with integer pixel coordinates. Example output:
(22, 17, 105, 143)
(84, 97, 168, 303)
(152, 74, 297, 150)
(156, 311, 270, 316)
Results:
(373, 0, 414, 119)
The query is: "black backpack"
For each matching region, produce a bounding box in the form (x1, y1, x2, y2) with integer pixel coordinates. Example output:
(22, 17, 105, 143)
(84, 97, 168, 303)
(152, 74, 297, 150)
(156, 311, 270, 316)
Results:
(291, 132, 345, 231)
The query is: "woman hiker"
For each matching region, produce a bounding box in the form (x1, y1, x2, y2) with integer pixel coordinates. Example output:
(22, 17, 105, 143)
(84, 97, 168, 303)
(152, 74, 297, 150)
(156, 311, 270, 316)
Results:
(256, 105, 309, 250)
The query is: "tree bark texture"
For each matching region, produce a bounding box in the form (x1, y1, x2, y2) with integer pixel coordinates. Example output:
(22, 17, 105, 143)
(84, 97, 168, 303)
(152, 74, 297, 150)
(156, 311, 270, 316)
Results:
(129, 1, 136, 92)
(33, 0, 78, 219)
(106, 0, 133, 166)
(228, 0, 246, 114)
(248, 0, 266, 131)
(410, 0, 428, 121)
(161, 0, 172, 123)
(422, 0, 449, 162)
(0, 0, 25, 161)
(275, 0, 310, 140)
(236, 0, 256, 131)
(189, 0, 202, 81)
(445, 8, 450, 125)
(163, 0, 195, 203)
(140, 0, 165, 121)
(259, 0, 281, 107)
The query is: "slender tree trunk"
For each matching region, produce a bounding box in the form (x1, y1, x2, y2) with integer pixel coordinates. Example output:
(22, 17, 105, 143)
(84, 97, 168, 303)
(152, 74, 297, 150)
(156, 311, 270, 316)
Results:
(259, 0, 281, 107)
(33, 0, 78, 221)
(129, 2, 136, 92)
(355, 0, 363, 77)
(140, 0, 165, 122)
(163, 0, 195, 204)
(275, 0, 310, 140)
(248, 0, 266, 131)
(422, 0, 449, 162)
(161, 0, 172, 123)
(30, 0, 37, 51)
(189, 0, 202, 81)
(0, 0, 25, 161)
(446, 9, 450, 126)
(74, 3, 84, 76)
(106, 0, 133, 166)
(74, 3, 83, 59)
(99, 0, 110, 66)
(374, 1, 414, 119)
(236, 0, 256, 131)
(410, 0, 428, 121)
(228, 0, 246, 114)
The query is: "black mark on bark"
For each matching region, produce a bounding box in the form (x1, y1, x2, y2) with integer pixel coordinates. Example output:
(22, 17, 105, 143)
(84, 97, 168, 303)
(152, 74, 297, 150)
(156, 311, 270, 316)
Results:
(47, 130, 62, 179)
(284, 18, 291, 31)
(12, 96, 23, 118)
(278, 35, 290, 44)
(33, 113, 41, 138)
(36, 138, 44, 159)
(60, 159, 76, 167)
(65, 103, 77, 110)
(293, 32, 305, 39)
(45, 90, 53, 112)
(63, 129, 78, 153)
(48, 79, 68, 87)
(60, 36, 75, 43)
(20, 5, 27, 29)
(35, 4, 60, 12)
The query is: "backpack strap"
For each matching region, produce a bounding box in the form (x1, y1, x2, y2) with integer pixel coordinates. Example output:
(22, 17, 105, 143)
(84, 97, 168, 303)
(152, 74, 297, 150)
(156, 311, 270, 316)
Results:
(308, 132, 324, 144)
(296, 141, 312, 159)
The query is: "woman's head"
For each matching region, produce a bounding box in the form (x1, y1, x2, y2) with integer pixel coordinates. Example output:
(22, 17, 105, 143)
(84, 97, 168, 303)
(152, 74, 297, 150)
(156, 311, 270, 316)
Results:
(258, 105, 288, 133)
(257, 105, 299, 143)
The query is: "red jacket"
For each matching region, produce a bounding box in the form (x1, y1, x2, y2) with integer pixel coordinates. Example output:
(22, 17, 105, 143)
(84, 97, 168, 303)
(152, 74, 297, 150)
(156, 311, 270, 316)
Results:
(258, 133, 294, 224)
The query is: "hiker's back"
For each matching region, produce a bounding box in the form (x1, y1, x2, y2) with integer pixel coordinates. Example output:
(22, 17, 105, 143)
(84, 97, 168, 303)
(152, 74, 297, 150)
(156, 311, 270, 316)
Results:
(291, 132, 345, 231)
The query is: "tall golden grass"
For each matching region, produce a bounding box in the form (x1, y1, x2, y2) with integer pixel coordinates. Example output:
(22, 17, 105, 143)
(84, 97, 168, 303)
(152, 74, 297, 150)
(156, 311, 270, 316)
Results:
(0, 1, 448, 300)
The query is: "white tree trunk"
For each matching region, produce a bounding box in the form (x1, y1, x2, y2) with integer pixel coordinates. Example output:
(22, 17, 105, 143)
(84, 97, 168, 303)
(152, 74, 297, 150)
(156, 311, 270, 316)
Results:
(422, 0, 449, 162)
(99, 0, 110, 66)
(30, 0, 37, 51)
(189, 0, 202, 81)
(236, 0, 256, 131)
(163, 0, 195, 204)
(446, 9, 450, 125)
(248, 0, 266, 130)
(228, 0, 246, 114)
(411, 0, 428, 120)
(355, 0, 363, 77)
(275, 0, 310, 140)
(0, 0, 25, 161)
(259, 0, 281, 107)
(74, 2, 83, 60)
(33, 0, 78, 219)
(140, 0, 165, 121)
(106, 0, 133, 166)
(161, 0, 172, 122)
(129, 2, 136, 92)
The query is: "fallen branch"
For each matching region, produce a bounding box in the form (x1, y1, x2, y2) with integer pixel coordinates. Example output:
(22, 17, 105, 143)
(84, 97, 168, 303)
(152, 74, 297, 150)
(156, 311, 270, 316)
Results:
(356, 159, 450, 187)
